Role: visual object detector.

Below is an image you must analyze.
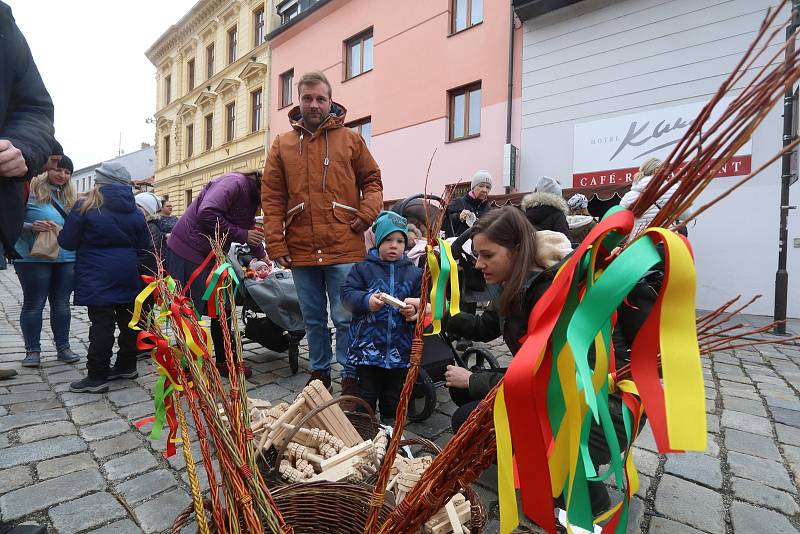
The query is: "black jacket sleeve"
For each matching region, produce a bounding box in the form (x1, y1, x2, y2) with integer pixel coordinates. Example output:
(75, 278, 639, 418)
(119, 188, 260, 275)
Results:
(0, 2, 55, 181)
(444, 305, 502, 343)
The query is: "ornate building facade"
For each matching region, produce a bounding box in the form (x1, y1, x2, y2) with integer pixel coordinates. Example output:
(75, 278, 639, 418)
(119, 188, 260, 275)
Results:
(146, 0, 277, 214)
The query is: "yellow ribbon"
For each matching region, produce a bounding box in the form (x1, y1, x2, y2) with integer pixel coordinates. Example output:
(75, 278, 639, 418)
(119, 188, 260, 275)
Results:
(493, 386, 519, 533)
(641, 228, 706, 450)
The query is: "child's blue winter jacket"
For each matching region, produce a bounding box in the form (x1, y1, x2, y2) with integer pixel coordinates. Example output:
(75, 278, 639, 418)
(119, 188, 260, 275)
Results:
(341, 249, 422, 369)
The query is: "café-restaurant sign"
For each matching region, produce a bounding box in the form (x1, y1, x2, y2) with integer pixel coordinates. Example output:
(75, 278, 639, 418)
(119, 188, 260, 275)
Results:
(572, 99, 752, 188)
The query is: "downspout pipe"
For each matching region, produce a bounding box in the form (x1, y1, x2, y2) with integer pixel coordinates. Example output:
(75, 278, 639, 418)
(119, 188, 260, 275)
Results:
(506, 2, 515, 145)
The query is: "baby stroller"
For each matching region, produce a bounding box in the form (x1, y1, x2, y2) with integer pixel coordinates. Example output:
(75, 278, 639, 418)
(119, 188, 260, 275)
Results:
(393, 194, 500, 422)
(228, 244, 306, 374)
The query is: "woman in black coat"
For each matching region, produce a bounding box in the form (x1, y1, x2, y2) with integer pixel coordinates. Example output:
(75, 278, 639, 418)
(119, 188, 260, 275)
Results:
(521, 175, 570, 238)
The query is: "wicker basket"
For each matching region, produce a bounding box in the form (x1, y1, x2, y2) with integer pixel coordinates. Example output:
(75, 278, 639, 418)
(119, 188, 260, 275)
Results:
(258, 395, 382, 487)
(171, 481, 396, 533)
(399, 436, 488, 534)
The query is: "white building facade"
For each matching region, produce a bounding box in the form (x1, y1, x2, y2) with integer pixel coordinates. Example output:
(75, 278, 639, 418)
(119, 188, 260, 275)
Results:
(71, 146, 155, 194)
(515, 0, 799, 318)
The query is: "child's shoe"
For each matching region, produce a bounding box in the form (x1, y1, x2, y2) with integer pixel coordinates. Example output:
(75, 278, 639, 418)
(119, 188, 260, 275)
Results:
(107, 366, 139, 380)
(69, 376, 109, 393)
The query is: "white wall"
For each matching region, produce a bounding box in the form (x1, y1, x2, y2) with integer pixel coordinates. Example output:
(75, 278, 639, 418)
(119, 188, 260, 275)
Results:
(520, 0, 799, 317)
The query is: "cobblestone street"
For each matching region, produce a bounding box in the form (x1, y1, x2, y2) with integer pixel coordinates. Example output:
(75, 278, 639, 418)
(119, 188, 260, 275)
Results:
(1, 266, 799, 533)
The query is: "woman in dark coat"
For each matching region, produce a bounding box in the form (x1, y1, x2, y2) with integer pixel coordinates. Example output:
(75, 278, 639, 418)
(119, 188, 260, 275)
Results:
(521, 175, 570, 238)
(58, 163, 152, 393)
(166, 170, 266, 377)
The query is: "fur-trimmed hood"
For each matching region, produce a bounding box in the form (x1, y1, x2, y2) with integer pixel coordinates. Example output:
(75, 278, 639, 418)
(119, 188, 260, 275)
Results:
(521, 191, 568, 214)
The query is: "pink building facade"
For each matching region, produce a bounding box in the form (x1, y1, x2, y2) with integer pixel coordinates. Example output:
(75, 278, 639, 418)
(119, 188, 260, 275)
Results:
(267, 0, 522, 201)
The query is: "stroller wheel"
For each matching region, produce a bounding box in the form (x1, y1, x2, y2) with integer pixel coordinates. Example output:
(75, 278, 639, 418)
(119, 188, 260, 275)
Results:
(461, 347, 499, 373)
(288, 343, 300, 375)
(407, 368, 436, 422)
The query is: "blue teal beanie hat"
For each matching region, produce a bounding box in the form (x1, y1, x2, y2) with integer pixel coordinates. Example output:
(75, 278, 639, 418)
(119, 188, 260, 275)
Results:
(372, 211, 408, 247)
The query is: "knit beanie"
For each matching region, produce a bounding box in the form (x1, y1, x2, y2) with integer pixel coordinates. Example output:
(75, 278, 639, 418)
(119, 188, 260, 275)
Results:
(470, 170, 492, 190)
(567, 193, 588, 210)
(533, 175, 562, 197)
(95, 162, 132, 186)
(57, 155, 73, 173)
(135, 192, 162, 217)
(249, 259, 268, 271)
(372, 211, 408, 247)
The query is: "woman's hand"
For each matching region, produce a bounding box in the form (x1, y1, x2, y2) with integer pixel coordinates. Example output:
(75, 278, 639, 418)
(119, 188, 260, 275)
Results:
(246, 229, 264, 246)
(444, 365, 472, 389)
(459, 209, 471, 222)
(31, 220, 57, 233)
(368, 293, 384, 312)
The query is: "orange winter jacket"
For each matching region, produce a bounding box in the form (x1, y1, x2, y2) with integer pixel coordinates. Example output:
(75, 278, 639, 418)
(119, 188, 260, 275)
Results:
(262, 103, 383, 267)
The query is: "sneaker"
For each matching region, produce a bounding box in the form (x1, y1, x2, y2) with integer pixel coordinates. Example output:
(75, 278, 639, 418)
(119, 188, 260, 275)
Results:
(69, 376, 109, 393)
(216, 361, 253, 379)
(21, 351, 40, 368)
(0, 368, 18, 380)
(107, 366, 139, 380)
(56, 347, 80, 364)
(307, 370, 332, 391)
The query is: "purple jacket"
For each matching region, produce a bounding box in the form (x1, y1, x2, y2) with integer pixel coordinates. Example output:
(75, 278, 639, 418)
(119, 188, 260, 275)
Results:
(167, 172, 265, 264)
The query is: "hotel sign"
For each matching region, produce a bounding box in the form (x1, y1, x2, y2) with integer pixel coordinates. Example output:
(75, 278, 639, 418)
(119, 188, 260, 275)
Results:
(572, 99, 752, 188)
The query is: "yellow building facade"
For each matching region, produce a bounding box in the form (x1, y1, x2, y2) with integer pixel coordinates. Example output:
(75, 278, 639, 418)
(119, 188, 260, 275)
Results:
(146, 0, 278, 214)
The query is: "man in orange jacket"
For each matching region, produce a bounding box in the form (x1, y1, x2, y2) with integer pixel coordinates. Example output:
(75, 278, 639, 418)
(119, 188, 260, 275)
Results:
(262, 71, 383, 394)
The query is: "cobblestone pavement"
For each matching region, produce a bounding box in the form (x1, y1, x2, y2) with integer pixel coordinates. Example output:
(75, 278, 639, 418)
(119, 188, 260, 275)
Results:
(1, 266, 799, 533)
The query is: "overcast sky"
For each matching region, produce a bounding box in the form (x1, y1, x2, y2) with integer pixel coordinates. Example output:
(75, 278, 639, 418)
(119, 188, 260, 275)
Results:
(7, 0, 198, 170)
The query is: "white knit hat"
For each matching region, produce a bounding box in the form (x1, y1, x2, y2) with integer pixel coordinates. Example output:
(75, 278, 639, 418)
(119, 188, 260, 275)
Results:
(470, 170, 492, 190)
(135, 192, 161, 217)
(534, 175, 562, 197)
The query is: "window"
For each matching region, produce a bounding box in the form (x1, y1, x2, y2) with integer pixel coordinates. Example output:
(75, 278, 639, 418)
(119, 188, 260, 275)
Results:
(225, 102, 236, 142)
(187, 59, 195, 91)
(164, 75, 172, 105)
(185, 189, 193, 209)
(186, 124, 194, 158)
(346, 29, 373, 80)
(206, 43, 215, 78)
(280, 69, 294, 108)
(451, 0, 483, 34)
(251, 89, 263, 132)
(347, 117, 372, 150)
(449, 82, 481, 141)
(163, 135, 170, 166)
(253, 6, 265, 46)
(204, 114, 213, 150)
(280, 3, 300, 25)
(228, 26, 238, 64)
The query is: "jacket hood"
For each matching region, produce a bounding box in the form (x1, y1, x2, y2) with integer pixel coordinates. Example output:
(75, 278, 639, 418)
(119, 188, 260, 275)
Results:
(288, 101, 347, 132)
(533, 230, 572, 269)
(98, 184, 137, 214)
(521, 191, 568, 214)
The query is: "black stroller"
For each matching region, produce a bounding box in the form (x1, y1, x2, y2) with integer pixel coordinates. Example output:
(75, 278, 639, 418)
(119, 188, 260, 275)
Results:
(228, 244, 306, 374)
(392, 194, 500, 422)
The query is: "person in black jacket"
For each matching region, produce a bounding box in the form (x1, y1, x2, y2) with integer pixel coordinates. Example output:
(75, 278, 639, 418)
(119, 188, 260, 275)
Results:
(0, 1, 55, 384)
(445, 170, 493, 350)
(521, 175, 570, 238)
(440, 205, 652, 518)
(0, 1, 56, 263)
(444, 170, 493, 238)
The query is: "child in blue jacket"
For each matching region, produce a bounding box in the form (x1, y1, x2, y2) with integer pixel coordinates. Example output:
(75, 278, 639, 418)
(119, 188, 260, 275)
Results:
(58, 162, 151, 393)
(341, 211, 422, 421)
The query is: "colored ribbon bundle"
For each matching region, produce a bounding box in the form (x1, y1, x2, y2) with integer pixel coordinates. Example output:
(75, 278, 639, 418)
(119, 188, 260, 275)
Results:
(425, 237, 461, 335)
(495, 206, 706, 534)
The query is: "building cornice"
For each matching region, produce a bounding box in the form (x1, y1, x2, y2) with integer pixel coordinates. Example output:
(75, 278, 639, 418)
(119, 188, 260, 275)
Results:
(145, 0, 228, 66)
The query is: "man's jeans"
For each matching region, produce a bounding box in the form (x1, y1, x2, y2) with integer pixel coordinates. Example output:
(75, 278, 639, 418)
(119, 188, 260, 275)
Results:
(292, 263, 356, 378)
(14, 262, 74, 352)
